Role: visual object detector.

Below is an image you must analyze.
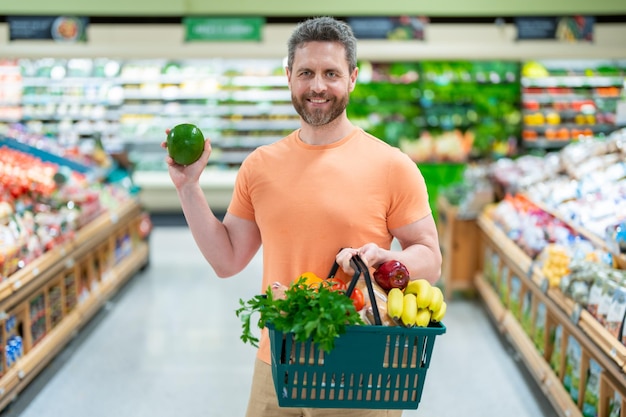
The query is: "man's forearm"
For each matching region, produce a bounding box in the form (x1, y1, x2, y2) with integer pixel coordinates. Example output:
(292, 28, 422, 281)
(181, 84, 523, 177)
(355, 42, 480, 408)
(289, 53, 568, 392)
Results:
(176, 183, 236, 276)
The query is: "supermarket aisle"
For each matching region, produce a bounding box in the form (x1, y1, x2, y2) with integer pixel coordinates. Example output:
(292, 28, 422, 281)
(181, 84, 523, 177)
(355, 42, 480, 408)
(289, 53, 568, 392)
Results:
(1, 225, 556, 417)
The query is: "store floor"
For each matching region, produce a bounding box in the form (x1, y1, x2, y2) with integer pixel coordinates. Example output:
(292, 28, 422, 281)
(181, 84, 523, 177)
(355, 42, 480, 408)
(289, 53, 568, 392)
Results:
(1, 224, 557, 417)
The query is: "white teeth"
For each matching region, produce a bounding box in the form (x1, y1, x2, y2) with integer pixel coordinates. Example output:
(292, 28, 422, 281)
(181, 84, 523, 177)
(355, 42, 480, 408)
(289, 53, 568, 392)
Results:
(310, 99, 326, 103)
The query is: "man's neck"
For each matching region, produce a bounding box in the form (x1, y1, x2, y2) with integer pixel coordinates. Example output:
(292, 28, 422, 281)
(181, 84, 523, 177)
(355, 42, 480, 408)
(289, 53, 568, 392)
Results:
(298, 117, 354, 146)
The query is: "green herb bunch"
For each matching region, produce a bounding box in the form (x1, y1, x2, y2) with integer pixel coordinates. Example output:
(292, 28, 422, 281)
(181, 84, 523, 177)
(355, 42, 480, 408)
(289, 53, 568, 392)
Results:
(236, 277, 364, 352)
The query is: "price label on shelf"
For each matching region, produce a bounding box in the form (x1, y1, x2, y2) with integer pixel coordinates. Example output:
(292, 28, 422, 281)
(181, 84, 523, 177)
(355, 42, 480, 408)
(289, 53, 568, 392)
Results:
(12, 280, 21, 290)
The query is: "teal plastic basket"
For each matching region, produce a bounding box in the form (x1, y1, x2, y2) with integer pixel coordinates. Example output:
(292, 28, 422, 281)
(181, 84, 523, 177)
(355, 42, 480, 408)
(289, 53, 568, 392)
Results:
(269, 321, 446, 409)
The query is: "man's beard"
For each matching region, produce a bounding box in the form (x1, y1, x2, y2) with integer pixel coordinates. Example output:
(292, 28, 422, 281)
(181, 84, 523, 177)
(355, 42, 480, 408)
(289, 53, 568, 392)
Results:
(292, 93, 349, 126)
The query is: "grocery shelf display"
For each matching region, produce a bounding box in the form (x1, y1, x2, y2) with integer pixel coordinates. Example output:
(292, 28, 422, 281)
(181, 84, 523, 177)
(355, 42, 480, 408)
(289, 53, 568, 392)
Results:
(349, 60, 521, 163)
(2, 56, 626, 214)
(0, 130, 150, 411)
(521, 59, 626, 151)
(474, 129, 626, 417)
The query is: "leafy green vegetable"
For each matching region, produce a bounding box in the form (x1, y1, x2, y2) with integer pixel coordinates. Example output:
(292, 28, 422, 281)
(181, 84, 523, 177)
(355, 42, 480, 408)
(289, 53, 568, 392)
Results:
(236, 278, 363, 352)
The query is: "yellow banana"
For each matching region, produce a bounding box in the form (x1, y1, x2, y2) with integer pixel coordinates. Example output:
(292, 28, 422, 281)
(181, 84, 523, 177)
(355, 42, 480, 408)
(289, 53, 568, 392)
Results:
(387, 288, 404, 320)
(429, 286, 444, 312)
(405, 279, 433, 309)
(431, 301, 447, 322)
(401, 293, 418, 327)
(415, 308, 432, 327)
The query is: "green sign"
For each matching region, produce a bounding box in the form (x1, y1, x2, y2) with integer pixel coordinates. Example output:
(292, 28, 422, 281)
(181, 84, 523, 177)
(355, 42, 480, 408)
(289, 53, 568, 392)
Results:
(184, 17, 264, 41)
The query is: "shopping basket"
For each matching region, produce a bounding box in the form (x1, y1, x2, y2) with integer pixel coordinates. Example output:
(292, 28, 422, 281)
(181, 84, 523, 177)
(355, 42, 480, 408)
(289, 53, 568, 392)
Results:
(268, 256, 446, 409)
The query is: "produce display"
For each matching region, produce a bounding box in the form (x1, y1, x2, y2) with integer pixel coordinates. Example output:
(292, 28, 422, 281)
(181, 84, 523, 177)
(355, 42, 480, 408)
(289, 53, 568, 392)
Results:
(0, 133, 139, 281)
(485, 129, 626, 346)
(490, 128, 626, 246)
(349, 60, 521, 162)
(521, 60, 625, 151)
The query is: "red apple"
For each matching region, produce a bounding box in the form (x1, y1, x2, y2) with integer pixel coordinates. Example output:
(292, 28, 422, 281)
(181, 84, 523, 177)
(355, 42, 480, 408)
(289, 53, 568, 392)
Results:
(373, 260, 410, 291)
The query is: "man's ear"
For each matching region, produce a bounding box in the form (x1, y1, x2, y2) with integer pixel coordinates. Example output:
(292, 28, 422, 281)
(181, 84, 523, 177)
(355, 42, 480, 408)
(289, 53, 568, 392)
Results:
(285, 67, 292, 82)
(349, 67, 359, 92)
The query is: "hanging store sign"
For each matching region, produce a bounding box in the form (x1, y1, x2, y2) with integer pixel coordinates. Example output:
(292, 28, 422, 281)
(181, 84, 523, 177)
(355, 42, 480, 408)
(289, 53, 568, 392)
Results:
(515, 16, 594, 42)
(183, 17, 265, 41)
(7, 16, 88, 42)
(347, 16, 428, 40)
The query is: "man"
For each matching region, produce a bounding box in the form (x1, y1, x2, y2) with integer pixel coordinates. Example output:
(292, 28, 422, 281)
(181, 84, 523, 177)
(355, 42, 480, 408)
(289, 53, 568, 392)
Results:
(165, 16, 441, 417)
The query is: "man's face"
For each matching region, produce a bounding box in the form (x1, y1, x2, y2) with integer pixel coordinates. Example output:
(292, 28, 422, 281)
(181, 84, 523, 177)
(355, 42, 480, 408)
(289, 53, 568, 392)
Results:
(286, 41, 357, 127)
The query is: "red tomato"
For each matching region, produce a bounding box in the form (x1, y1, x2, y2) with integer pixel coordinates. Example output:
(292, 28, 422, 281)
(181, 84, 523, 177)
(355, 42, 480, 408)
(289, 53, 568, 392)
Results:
(325, 278, 347, 292)
(350, 288, 365, 311)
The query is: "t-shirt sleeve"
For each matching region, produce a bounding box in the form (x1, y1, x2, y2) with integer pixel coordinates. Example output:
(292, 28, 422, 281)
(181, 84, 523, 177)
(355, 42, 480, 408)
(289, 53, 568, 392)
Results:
(227, 157, 256, 221)
(386, 151, 432, 230)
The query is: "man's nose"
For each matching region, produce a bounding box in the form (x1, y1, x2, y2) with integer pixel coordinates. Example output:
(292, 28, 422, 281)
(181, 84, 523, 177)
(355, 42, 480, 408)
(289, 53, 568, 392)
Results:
(310, 75, 327, 92)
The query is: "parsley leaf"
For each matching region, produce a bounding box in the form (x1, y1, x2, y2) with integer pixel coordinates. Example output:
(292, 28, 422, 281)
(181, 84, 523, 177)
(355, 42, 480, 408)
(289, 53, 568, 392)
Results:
(236, 277, 363, 352)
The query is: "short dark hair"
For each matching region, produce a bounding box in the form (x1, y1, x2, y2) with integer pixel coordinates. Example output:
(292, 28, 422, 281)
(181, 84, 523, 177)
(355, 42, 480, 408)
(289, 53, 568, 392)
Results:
(287, 16, 357, 73)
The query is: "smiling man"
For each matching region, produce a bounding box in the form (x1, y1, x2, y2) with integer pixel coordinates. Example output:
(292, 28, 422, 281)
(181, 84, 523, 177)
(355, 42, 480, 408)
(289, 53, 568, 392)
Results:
(164, 16, 441, 417)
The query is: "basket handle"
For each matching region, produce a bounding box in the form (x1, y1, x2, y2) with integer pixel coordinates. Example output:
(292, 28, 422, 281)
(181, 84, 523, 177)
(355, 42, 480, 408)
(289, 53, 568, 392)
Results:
(326, 254, 382, 326)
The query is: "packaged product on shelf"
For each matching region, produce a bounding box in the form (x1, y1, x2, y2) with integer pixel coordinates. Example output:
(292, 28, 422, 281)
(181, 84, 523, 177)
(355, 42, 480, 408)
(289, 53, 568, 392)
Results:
(564, 335, 582, 404)
(598, 278, 621, 326)
(582, 359, 601, 417)
(534, 301, 548, 355)
(484, 246, 500, 288)
(549, 323, 562, 372)
(587, 272, 609, 318)
(606, 220, 626, 256)
(608, 390, 622, 417)
(499, 264, 510, 305)
(521, 290, 534, 336)
(606, 286, 626, 340)
(539, 244, 571, 288)
(509, 274, 522, 318)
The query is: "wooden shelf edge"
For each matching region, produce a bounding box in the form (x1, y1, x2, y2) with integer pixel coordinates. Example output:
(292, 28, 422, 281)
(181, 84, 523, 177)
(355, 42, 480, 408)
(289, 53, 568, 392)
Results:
(475, 272, 583, 417)
(0, 241, 149, 409)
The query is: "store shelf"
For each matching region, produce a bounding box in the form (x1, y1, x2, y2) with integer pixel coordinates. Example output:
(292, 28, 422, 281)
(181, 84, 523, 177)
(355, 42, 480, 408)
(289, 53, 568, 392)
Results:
(477, 211, 626, 417)
(521, 76, 624, 88)
(520, 60, 626, 151)
(5, 58, 296, 172)
(0, 199, 149, 411)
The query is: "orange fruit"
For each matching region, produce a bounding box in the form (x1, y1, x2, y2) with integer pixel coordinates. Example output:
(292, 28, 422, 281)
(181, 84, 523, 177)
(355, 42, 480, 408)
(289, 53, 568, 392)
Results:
(166, 123, 205, 165)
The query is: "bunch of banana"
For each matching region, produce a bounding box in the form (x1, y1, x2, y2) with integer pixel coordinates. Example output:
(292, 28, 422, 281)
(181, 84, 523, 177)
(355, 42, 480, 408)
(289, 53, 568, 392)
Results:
(387, 279, 447, 327)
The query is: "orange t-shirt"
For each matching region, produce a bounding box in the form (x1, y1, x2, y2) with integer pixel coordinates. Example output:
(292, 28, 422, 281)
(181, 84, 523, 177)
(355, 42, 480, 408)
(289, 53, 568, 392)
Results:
(227, 126, 431, 363)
